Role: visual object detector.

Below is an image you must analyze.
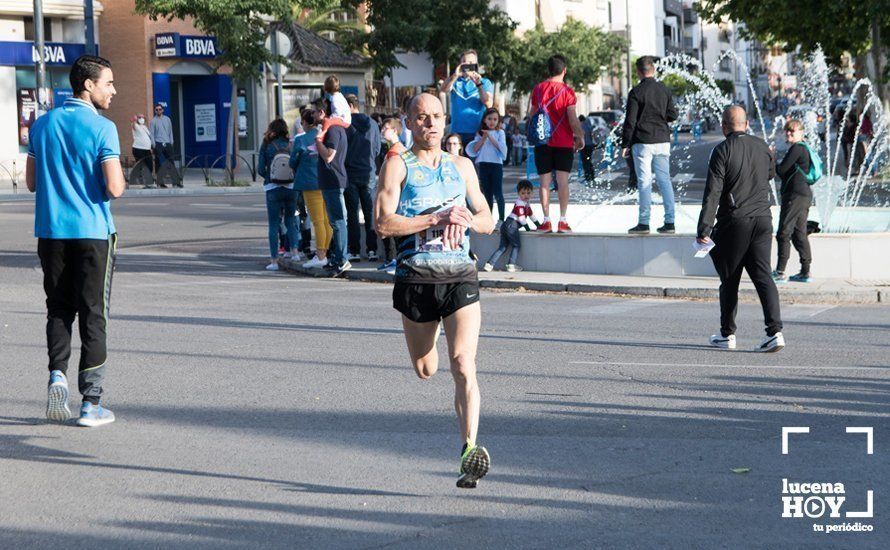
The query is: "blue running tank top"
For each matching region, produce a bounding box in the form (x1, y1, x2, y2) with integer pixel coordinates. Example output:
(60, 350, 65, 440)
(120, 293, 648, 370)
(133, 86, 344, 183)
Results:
(395, 150, 477, 283)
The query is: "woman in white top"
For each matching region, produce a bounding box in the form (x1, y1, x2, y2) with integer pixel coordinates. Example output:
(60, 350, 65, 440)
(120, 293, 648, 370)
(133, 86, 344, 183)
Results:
(466, 108, 508, 221)
(130, 114, 153, 187)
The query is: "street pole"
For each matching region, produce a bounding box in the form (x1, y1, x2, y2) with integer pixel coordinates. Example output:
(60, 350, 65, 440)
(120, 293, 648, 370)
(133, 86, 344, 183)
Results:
(33, 0, 48, 115)
(271, 32, 283, 119)
(625, 0, 631, 98)
(83, 0, 96, 55)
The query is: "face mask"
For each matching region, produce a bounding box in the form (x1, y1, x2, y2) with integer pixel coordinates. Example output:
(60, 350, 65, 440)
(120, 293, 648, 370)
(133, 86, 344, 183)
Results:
(137, 118, 145, 124)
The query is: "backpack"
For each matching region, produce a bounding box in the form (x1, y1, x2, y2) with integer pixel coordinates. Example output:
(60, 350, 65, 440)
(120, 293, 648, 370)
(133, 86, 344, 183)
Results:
(796, 142, 823, 185)
(268, 143, 294, 184)
(527, 85, 568, 147)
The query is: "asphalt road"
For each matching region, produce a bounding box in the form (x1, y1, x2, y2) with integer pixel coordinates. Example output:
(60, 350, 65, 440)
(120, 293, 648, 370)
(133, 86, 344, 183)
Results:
(1, 195, 887, 548)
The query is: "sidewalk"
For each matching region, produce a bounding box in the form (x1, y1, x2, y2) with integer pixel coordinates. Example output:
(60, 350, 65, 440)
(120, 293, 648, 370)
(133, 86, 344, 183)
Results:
(278, 258, 887, 304)
(0, 170, 264, 201)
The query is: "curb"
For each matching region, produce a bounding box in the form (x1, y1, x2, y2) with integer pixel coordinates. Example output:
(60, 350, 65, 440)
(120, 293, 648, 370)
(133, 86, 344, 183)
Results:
(279, 259, 884, 305)
(0, 185, 263, 202)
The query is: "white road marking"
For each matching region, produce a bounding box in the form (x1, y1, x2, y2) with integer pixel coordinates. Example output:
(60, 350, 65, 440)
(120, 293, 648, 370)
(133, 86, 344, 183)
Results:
(571, 360, 885, 371)
(782, 304, 836, 320)
(573, 299, 668, 315)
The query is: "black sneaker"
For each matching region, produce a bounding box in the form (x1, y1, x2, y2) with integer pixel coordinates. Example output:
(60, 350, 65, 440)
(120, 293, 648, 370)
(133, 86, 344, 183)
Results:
(628, 224, 650, 234)
(657, 223, 676, 234)
(331, 260, 352, 278)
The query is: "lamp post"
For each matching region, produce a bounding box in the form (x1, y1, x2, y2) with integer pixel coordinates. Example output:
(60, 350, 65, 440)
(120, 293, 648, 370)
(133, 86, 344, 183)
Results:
(33, 0, 47, 115)
(84, 0, 96, 55)
(625, 0, 631, 97)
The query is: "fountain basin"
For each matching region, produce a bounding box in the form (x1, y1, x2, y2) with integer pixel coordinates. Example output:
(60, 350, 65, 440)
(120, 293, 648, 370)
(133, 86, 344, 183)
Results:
(476, 205, 890, 279)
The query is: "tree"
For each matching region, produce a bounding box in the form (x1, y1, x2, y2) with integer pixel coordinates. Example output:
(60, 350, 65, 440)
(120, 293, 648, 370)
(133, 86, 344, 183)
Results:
(133, 0, 329, 180)
(502, 20, 627, 99)
(342, 0, 519, 83)
(696, 0, 889, 100)
(294, 5, 365, 48)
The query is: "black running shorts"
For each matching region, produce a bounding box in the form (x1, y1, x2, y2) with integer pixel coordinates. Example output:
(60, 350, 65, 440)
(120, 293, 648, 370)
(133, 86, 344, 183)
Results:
(393, 281, 480, 323)
(534, 145, 575, 174)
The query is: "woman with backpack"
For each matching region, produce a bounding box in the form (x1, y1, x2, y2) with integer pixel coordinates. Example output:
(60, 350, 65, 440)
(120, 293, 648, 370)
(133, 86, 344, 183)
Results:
(258, 118, 301, 271)
(773, 119, 815, 283)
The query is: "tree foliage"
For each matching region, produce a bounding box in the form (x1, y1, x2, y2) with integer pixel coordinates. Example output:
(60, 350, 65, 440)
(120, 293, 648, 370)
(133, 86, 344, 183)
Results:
(695, 0, 886, 62)
(134, 0, 330, 82)
(502, 20, 627, 97)
(342, 0, 518, 81)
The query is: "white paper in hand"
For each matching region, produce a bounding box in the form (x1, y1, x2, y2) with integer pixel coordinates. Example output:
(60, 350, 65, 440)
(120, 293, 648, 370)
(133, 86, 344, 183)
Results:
(693, 239, 715, 258)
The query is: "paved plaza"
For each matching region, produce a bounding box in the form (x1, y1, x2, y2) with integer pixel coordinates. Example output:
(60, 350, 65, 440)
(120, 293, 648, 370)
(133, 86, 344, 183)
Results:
(0, 195, 886, 548)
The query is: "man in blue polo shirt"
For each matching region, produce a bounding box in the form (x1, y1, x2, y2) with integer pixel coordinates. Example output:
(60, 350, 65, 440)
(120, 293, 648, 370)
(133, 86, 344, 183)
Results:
(26, 54, 126, 428)
(440, 49, 494, 149)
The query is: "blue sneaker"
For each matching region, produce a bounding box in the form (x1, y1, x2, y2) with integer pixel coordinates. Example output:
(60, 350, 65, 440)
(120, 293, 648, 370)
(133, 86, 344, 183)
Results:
(46, 370, 70, 422)
(377, 259, 397, 275)
(789, 272, 812, 283)
(76, 402, 115, 428)
(771, 270, 787, 283)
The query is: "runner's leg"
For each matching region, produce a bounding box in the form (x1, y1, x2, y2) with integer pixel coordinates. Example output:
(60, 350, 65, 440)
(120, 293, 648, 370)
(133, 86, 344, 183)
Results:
(442, 302, 481, 444)
(401, 316, 440, 379)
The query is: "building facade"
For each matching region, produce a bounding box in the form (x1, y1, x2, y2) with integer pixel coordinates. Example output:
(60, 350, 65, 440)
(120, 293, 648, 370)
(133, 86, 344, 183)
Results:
(0, 0, 102, 170)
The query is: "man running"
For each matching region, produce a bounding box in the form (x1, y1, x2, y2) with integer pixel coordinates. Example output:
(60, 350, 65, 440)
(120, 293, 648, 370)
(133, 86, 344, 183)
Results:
(27, 55, 125, 426)
(375, 93, 495, 488)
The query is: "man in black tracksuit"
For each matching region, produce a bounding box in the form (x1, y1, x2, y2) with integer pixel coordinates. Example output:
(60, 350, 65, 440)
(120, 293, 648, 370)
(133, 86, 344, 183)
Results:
(697, 106, 784, 352)
(344, 95, 382, 260)
(774, 119, 812, 281)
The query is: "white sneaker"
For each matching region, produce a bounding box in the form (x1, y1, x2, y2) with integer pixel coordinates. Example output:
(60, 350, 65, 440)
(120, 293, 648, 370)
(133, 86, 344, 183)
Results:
(709, 333, 736, 349)
(265, 262, 279, 271)
(291, 251, 307, 262)
(757, 332, 785, 353)
(506, 264, 521, 272)
(483, 262, 494, 272)
(302, 256, 327, 269)
(347, 253, 361, 262)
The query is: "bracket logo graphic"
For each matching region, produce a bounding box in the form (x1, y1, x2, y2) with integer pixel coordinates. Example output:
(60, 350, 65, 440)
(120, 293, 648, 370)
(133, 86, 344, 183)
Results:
(780, 426, 874, 532)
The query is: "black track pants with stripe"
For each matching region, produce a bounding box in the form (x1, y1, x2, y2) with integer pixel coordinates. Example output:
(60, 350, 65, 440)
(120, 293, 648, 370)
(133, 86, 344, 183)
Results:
(38, 234, 117, 404)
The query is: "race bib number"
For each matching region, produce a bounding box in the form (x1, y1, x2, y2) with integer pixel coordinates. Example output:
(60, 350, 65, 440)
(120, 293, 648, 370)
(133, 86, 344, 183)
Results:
(416, 227, 447, 252)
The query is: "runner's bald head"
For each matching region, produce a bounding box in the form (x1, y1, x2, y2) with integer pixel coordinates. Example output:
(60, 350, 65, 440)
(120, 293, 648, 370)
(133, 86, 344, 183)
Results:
(722, 105, 748, 133)
(407, 93, 442, 119)
(406, 93, 446, 150)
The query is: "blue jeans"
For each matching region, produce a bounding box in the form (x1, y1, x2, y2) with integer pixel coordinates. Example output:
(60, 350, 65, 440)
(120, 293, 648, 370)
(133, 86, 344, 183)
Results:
(632, 142, 675, 225)
(322, 188, 348, 266)
(487, 218, 521, 266)
(266, 186, 300, 259)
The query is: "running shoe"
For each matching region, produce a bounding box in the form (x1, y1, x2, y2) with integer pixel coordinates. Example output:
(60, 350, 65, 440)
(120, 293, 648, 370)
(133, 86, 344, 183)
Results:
(771, 270, 787, 283)
(457, 443, 491, 489)
(76, 402, 115, 428)
(368, 250, 379, 262)
(709, 333, 736, 350)
(536, 220, 552, 233)
(506, 264, 522, 272)
(302, 256, 327, 269)
(628, 224, 650, 234)
(46, 370, 70, 422)
(657, 223, 676, 234)
(347, 253, 361, 262)
(378, 259, 397, 275)
(332, 260, 352, 278)
(483, 262, 494, 272)
(265, 262, 279, 271)
(756, 332, 785, 353)
(789, 272, 812, 283)
(557, 220, 572, 233)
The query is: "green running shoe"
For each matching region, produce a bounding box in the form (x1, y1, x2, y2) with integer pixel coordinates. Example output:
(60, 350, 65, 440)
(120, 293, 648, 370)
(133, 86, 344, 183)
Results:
(457, 444, 490, 489)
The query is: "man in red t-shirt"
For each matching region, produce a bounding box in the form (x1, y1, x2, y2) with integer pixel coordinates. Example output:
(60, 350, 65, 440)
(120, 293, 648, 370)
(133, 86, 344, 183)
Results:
(528, 55, 584, 233)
